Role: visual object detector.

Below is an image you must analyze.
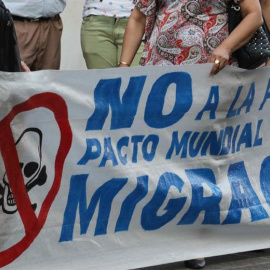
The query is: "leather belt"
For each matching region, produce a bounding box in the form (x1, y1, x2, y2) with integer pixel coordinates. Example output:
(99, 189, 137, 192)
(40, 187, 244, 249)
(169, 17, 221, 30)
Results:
(12, 15, 59, 22)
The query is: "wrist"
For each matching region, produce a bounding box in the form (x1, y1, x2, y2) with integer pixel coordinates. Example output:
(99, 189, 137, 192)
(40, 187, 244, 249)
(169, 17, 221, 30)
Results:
(119, 61, 130, 67)
(220, 40, 233, 55)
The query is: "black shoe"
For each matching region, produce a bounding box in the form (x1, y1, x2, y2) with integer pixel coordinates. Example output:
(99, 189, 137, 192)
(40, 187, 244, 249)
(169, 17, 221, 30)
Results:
(184, 259, 206, 269)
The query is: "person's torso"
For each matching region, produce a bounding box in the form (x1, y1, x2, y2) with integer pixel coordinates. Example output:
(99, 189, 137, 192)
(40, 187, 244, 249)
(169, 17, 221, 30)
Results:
(2, 0, 66, 18)
(157, 0, 228, 17)
(83, 0, 134, 18)
(141, 0, 233, 66)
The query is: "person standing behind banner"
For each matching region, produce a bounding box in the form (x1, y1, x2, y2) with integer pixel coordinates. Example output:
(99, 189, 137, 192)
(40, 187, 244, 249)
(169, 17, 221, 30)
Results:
(0, 0, 29, 72)
(2, 0, 66, 71)
(260, 0, 270, 41)
(81, 0, 144, 69)
(259, 0, 270, 67)
(261, 0, 270, 30)
(0, 0, 20, 72)
(119, 0, 263, 75)
(119, 0, 263, 269)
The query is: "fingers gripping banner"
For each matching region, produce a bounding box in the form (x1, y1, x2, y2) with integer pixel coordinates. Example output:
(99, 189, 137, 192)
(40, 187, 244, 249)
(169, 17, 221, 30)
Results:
(1, 65, 270, 269)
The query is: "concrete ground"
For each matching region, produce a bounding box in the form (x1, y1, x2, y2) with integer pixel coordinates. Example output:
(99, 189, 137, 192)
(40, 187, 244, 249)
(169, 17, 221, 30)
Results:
(137, 249, 270, 270)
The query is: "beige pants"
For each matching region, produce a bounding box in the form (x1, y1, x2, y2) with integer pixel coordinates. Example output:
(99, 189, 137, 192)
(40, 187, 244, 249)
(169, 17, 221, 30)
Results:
(14, 15, 63, 71)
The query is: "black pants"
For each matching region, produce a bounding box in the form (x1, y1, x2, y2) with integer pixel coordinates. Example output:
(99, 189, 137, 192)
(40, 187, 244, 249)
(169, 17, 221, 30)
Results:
(0, 0, 21, 72)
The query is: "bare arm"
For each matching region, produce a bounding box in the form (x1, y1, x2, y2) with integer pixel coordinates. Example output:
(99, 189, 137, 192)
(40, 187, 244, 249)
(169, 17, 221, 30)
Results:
(209, 0, 263, 75)
(119, 7, 146, 67)
(260, 0, 270, 30)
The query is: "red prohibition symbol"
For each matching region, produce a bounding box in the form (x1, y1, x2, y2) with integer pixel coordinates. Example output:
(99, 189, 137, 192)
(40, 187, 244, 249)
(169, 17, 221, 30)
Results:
(0, 93, 72, 268)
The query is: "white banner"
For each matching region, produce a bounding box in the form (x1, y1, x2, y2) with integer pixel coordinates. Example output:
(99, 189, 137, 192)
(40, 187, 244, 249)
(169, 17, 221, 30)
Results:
(1, 65, 270, 269)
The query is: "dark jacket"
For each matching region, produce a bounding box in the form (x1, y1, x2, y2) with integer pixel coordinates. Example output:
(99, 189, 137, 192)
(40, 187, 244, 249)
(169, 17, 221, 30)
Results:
(0, 0, 21, 72)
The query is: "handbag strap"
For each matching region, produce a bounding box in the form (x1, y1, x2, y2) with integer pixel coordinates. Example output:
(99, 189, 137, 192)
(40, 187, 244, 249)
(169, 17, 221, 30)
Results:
(228, 0, 241, 11)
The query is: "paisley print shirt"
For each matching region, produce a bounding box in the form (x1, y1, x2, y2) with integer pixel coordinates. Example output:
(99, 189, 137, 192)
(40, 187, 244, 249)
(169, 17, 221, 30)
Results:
(135, 0, 241, 66)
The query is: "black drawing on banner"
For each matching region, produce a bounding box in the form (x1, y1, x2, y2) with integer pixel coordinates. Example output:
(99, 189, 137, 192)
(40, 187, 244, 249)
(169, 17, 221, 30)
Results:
(0, 128, 47, 214)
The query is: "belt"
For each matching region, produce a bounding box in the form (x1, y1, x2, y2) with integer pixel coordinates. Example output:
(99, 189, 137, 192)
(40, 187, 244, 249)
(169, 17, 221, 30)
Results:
(12, 15, 59, 22)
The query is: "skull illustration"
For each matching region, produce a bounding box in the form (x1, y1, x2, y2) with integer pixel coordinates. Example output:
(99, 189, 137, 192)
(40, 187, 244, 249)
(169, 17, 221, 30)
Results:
(0, 128, 47, 214)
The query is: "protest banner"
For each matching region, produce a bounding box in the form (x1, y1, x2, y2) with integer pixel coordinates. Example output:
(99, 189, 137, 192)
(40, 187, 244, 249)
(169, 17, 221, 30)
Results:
(1, 65, 270, 269)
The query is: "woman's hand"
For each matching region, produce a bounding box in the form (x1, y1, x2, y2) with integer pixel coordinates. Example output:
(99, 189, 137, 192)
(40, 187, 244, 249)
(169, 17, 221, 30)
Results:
(208, 0, 263, 75)
(208, 45, 230, 75)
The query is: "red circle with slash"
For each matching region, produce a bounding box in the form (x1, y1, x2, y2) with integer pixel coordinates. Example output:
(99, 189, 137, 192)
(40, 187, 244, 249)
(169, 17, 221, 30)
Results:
(0, 93, 72, 268)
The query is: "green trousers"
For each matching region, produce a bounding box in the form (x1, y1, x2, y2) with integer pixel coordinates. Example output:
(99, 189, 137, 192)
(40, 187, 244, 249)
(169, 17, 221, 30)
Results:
(81, 15, 144, 69)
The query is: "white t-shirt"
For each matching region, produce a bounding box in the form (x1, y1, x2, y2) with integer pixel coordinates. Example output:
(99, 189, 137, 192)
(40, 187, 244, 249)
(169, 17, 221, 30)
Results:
(3, 0, 66, 18)
(83, 0, 134, 18)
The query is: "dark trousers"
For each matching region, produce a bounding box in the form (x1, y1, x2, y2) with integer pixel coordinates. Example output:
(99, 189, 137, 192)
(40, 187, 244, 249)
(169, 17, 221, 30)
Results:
(0, 0, 21, 72)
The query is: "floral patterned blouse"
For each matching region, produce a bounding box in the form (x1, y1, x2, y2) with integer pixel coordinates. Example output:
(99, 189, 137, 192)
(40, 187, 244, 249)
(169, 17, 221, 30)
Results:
(135, 0, 240, 66)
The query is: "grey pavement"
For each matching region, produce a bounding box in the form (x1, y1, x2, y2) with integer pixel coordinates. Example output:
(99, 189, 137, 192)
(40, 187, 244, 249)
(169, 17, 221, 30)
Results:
(137, 249, 270, 270)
